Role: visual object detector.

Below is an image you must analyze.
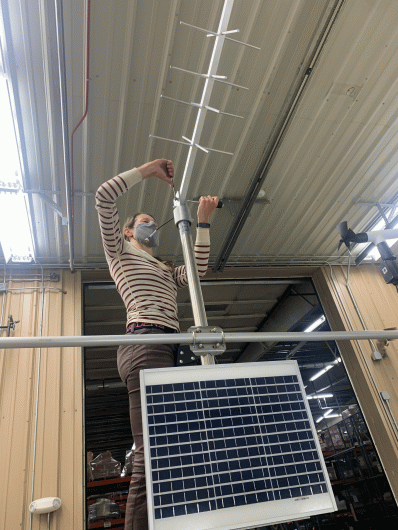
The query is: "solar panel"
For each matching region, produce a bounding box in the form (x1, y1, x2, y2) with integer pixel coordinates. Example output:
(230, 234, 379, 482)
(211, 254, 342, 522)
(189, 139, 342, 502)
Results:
(140, 361, 336, 530)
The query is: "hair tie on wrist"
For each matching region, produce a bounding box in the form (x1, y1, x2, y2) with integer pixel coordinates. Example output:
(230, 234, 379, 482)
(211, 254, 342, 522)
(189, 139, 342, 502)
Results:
(197, 222, 210, 228)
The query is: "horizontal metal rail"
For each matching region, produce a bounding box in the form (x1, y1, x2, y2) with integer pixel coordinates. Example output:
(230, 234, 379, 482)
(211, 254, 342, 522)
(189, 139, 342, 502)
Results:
(1, 330, 398, 349)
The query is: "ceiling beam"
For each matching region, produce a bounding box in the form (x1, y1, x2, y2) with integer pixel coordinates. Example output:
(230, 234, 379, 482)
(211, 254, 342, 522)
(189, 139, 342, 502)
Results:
(213, 0, 346, 272)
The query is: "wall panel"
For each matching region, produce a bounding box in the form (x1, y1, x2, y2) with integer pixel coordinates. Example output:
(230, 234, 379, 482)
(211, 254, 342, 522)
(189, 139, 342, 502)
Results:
(314, 264, 398, 500)
(0, 270, 83, 530)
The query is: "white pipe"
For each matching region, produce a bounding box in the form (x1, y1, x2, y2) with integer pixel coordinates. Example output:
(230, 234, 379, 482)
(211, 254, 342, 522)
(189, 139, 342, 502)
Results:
(2, 330, 398, 349)
(367, 229, 398, 244)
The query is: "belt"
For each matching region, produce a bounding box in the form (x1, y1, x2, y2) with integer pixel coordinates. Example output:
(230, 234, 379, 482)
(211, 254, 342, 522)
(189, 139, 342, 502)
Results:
(126, 322, 178, 334)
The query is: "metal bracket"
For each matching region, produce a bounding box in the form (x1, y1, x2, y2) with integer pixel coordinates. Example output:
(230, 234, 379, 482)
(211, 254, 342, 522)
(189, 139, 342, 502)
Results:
(173, 203, 193, 225)
(371, 350, 383, 361)
(380, 391, 391, 401)
(375, 327, 397, 357)
(0, 315, 20, 337)
(188, 326, 226, 356)
(34, 192, 64, 218)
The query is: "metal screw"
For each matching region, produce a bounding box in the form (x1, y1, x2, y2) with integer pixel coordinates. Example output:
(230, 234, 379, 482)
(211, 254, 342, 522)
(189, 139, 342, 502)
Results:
(211, 328, 217, 333)
(179, 360, 184, 364)
(198, 344, 204, 349)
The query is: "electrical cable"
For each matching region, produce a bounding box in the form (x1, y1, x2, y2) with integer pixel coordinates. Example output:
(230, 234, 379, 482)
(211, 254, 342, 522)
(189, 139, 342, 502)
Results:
(346, 252, 379, 354)
(29, 261, 46, 530)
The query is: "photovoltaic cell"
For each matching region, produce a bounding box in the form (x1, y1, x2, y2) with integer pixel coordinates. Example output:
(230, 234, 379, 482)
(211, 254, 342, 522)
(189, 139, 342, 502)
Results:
(141, 361, 336, 530)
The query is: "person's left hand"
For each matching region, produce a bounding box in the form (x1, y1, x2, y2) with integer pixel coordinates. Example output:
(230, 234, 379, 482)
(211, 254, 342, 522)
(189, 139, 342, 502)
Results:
(197, 196, 219, 223)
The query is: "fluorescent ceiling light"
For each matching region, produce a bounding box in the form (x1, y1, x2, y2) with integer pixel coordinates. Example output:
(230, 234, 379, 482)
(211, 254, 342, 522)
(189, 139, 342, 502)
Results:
(306, 393, 334, 399)
(0, 187, 35, 262)
(309, 364, 333, 382)
(316, 409, 342, 423)
(309, 358, 341, 382)
(304, 315, 326, 332)
(0, 67, 35, 262)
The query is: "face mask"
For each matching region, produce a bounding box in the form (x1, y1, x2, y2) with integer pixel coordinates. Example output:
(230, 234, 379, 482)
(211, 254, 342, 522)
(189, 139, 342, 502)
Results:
(134, 221, 160, 248)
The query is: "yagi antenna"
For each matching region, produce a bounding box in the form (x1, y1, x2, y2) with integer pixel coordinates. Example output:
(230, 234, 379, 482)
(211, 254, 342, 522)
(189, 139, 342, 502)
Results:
(149, 0, 259, 203)
(148, 0, 261, 363)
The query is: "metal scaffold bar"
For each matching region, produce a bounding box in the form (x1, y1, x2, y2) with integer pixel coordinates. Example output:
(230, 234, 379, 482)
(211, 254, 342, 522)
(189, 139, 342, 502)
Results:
(1, 330, 398, 349)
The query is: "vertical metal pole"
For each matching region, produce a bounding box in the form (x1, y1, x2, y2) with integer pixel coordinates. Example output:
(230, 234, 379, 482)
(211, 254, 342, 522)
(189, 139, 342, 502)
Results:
(178, 221, 208, 326)
(176, 213, 215, 365)
(173, 0, 236, 363)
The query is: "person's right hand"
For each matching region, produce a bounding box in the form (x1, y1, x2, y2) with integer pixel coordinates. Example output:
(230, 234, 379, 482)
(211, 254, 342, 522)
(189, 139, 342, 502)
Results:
(138, 159, 174, 187)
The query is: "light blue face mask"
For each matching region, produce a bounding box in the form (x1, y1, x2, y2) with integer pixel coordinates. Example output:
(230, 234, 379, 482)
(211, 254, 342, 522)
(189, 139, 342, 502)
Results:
(134, 221, 160, 248)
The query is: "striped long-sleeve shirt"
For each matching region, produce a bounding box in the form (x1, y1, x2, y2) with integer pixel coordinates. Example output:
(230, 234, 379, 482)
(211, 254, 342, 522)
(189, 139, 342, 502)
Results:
(95, 168, 210, 331)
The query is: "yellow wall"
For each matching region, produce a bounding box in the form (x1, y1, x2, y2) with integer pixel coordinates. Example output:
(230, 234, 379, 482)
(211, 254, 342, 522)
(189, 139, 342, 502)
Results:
(0, 270, 83, 530)
(314, 264, 398, 500)
(2, 264, 398, 528)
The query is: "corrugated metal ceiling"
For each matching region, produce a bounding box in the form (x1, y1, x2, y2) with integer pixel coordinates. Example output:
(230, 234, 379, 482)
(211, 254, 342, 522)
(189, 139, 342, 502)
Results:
(2, 0, 398, 269)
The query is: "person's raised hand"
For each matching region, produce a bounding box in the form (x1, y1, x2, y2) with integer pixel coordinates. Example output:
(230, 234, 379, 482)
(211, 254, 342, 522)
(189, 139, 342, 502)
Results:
(197, 196, 219, 223)
(138, 159, 174, 187)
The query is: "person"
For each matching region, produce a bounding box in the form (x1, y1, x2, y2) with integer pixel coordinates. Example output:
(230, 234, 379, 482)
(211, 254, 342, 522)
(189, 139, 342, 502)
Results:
(95, 158, 218, 530)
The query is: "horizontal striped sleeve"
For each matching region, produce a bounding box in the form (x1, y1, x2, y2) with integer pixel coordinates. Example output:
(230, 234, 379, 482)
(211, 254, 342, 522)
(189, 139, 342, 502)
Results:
(173, 228, 210, 288)
(95, 168, 142, 260)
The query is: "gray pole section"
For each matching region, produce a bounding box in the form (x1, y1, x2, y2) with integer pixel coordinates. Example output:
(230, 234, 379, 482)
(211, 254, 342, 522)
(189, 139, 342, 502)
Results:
(178, 221, 208, 326)
(177, 218, 215, 365)
(2, 330, 398, 349)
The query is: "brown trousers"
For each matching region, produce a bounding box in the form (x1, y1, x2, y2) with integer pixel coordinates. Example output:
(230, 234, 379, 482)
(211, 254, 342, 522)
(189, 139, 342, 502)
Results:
(117, 328, 175, 530)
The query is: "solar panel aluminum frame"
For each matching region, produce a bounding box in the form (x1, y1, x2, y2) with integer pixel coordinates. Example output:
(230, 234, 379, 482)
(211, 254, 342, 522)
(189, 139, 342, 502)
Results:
(140, 360, 337, 530)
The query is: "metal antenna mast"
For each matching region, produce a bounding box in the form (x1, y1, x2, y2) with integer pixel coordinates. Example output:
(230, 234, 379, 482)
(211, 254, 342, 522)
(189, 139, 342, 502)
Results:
(150, 0, 259, 364)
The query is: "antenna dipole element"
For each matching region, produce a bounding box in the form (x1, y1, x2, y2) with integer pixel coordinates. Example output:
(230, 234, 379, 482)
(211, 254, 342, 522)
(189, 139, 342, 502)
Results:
(178, 0, 235, 203)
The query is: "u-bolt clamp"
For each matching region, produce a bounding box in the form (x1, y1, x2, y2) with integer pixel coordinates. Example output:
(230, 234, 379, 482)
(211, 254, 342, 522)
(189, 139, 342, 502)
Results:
(187, 326, 226, 356)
